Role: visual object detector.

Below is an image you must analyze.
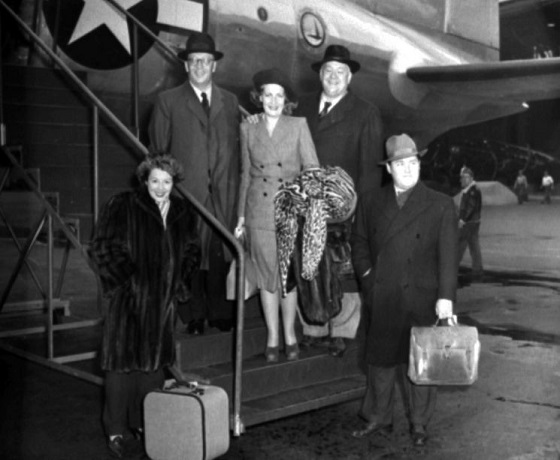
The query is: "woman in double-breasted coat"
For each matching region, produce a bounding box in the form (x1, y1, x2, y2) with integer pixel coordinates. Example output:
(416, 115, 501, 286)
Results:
(89, 153, 200, 452)
(235, 68, 319, 363)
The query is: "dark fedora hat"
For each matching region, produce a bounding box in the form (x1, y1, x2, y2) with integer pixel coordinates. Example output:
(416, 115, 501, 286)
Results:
(311, 44, 361, 73)
(177, 32, 223, 61)
(252, 68, 297, 103)
(379, 134, 426, 165)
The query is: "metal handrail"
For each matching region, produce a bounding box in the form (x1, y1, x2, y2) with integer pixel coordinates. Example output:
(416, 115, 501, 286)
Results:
(0, 0, 247, 435)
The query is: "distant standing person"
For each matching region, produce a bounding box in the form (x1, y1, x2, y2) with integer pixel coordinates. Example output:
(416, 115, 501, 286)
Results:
(235, 68, 319, 363)
(294, 44, 384, 357)
(149, 32, 241, 334)
(513, 170, 528, 204)
(541, 170, 554, 204)
(351, 134, 458, 447)
(458, 166, 483, 277)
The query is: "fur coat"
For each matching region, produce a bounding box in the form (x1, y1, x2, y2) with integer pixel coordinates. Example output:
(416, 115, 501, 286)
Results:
(89, 187, 200, 372)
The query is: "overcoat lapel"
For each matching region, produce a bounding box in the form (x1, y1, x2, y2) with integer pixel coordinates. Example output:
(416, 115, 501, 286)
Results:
(305, 93, 322, 133)
(183, 83, 208, 127)
(316, 92, 355, 131)
(379, 183, 431, 246)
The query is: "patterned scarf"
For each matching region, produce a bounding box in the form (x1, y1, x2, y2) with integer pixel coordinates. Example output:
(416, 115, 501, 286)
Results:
(274, 166, 356, 296)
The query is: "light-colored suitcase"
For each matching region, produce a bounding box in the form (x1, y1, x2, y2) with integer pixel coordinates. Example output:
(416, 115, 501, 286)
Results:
(408, 317, 480, 385)
(144, 382, 230, 460)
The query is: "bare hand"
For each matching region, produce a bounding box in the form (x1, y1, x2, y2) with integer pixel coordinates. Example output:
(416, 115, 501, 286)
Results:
(435, 299, 453, 319)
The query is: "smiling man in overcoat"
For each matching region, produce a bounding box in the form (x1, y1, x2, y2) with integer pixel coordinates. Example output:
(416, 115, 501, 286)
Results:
(149, 32, 240, 334)
(350, 134, 458, 446)
(294, 44, 384, 357)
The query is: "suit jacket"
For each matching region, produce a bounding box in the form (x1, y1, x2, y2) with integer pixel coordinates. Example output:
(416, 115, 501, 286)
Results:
(149, 82, 240, 264)
(351, 182, 458, 366)
(295, 90, 384, 194)
(238, 115, 318, 230)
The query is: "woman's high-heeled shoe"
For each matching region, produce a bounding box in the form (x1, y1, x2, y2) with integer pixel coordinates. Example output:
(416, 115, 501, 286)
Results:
(285, 343, 300, 361)
(265, 346, 279, 363)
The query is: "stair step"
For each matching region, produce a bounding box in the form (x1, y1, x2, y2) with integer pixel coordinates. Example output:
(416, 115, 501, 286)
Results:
(5, 102, 91, 125)
(184, 343, 362, 403)
(3, 86, 91, 108)
(6, 121, 135, 146)
(241, 375, 366, 427)
(2, 64, 88, 90)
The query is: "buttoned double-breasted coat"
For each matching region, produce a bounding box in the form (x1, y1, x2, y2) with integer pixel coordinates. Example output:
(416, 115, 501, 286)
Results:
(149, 82, 240, 267)
(351, 182, 458, 366)
(238, 115, 318, 291)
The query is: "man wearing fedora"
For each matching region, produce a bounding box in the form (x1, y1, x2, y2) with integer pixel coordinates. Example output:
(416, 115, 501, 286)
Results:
(294, 44, 384, 357)
(149, 32, 240, 334)
(350, 134, 458, 446)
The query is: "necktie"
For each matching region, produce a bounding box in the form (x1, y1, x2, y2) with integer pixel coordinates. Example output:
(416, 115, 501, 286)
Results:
(319, 101, 331, 118)
(396, 190, 409, 208)
(201, 92, 210, 116)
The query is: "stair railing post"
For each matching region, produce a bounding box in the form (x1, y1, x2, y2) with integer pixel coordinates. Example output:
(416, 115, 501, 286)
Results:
(92, 106, 99, 226)
(132, 23, 140, 138)
(0, 19, 4, 146)
(46, 213, 54, 360)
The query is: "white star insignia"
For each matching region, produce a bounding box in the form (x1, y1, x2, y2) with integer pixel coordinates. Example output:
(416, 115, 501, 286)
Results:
(69, 0, 143, 54)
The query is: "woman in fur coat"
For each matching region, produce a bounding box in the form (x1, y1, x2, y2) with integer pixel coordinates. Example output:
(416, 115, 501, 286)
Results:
(89, 153, 200, 458)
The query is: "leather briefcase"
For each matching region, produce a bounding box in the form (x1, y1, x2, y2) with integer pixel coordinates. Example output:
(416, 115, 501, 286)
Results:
(408, 316, 480, 385)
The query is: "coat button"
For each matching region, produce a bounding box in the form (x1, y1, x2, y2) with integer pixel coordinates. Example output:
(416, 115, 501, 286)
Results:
(277, 162, 282, 167)
(260, 165, 264, 168)
(264, 192, 268, 197)
(263, 178, 267, 182)
(278, 178, 283, 183)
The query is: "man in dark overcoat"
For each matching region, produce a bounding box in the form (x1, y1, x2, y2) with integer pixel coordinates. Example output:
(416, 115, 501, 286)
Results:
(351, 134, 458, 446)
(149, 32, 240, 333)
(294, 44, 384, 357)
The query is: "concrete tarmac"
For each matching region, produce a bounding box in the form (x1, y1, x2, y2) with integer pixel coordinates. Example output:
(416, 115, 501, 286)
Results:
(1, 196, 559, 459)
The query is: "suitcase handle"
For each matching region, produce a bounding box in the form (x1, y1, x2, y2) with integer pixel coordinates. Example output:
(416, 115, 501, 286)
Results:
(435, 315, 458, 327)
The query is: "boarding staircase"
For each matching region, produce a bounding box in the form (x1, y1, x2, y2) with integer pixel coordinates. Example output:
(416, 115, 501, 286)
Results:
(0, 0, 366, 434)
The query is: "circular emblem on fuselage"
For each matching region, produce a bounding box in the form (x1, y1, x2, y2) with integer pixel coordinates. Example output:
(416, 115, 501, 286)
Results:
(42, 0, 158, 70)
(300, 12, 325, 48)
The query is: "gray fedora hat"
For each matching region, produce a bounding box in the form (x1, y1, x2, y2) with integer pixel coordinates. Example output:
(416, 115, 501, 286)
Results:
(380, 134, 426, 165)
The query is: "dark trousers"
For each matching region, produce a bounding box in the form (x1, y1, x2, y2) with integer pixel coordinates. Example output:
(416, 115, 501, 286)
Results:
(103, 369, 165, 436)
(359, 364, 437, 429)
(458, 222, 483, 273)
(177, 233, 234, 324)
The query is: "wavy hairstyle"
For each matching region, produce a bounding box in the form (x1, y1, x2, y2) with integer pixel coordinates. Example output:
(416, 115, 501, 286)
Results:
(136, 152, 184, 183)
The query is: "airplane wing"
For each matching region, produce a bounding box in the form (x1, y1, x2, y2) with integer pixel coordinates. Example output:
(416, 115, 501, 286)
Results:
(407, 58, 560, 102)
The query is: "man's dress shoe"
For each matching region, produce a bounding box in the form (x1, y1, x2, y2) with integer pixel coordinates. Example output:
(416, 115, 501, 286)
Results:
(329, 337, 347, 357)
(187, 319, 204, 335)
(351, 423, 393, 439)
(107, 435, 125, 458)
(411, 425, 428, 447)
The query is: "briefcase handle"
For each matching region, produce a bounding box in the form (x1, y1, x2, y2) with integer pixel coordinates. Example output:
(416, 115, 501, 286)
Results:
(435, 315, 458, 327)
